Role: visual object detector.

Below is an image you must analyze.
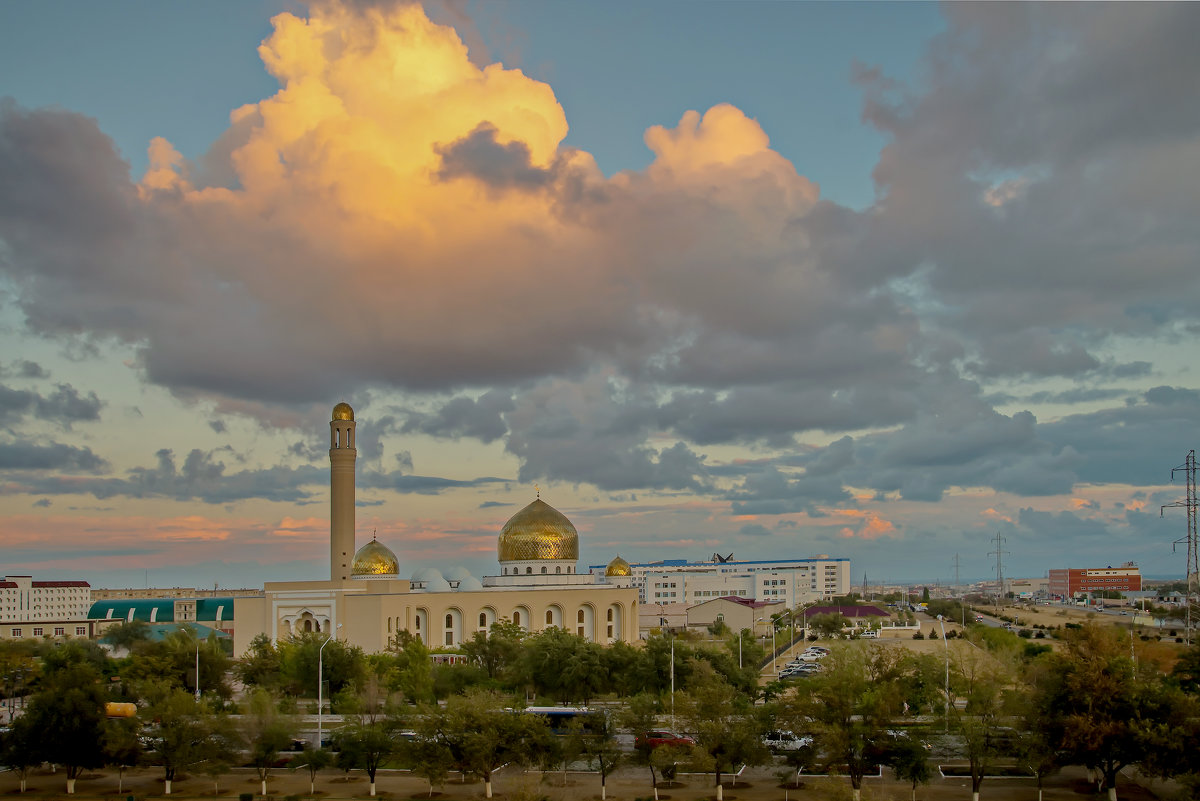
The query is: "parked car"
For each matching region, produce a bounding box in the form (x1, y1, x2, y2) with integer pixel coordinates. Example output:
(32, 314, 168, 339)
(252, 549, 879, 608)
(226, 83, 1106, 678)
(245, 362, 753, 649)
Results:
(763, 730, 813, 751)
(636, 730, 695, 749)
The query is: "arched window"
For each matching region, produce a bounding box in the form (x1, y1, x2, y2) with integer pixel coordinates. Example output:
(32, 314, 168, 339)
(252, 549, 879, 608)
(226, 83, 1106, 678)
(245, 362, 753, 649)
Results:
(607, 609, 613, 622)
(479, 612, 487, 628)
(415, 615, 422, 631)
(546, 610, 553, 625)
(541, 566, 547, 574)
(526, 567, 533, 574)
(303, 619, 313, 632)
(577, 609, 585, 623)
(556, 566, 562, 574)
(445, 613, 453, 628)
(513, 611, 521, 626)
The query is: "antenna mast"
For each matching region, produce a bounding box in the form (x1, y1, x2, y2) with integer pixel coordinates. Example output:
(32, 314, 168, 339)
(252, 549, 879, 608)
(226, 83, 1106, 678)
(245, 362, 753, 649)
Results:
(1162, 449, 1198, 645)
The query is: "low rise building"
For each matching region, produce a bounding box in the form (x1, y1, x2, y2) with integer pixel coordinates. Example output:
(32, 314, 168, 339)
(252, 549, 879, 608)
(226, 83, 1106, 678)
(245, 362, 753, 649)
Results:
(1048, 562, 1142, 598)
(1, 575, 96, 642)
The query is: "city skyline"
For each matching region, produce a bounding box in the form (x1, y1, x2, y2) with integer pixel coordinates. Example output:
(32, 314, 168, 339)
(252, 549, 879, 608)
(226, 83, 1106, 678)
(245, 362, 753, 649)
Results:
(0, 2, 1198, 589)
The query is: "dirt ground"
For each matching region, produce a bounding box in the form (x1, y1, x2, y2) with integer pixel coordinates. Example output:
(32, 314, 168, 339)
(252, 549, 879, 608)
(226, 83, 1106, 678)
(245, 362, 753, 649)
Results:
(1, 760, 1174, 801)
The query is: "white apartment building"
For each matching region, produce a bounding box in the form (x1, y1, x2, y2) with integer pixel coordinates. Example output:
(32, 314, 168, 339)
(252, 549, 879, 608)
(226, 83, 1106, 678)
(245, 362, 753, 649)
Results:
(588, 556, 851, 607)
(1, 575, 95, 641)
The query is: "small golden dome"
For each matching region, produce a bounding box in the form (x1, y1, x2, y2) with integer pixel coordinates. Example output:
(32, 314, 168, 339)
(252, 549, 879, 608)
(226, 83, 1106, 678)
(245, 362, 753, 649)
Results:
(605, 556, 632, 577)
(332, 402, 354, 421)
(498, 498, 579, 562)
(351, 538, 398, 577)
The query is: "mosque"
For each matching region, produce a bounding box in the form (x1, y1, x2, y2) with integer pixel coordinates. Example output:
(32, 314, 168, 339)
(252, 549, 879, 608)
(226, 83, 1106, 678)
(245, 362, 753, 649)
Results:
(233, 403, 639, 655)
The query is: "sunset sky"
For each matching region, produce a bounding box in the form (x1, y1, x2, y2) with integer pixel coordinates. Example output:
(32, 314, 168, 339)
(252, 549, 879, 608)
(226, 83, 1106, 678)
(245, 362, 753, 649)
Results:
(1, 1, 1198, 590)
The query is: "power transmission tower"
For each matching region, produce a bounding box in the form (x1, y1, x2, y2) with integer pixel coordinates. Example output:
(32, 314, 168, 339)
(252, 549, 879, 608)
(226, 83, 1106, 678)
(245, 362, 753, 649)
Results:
(988, 532, 1009, 609)
(1162, 449, 1198, 645)
(952, 553, 965, 625)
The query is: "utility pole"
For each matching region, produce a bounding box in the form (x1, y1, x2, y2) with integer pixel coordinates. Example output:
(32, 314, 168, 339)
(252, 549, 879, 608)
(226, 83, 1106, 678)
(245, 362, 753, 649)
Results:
(1162, 449, 1198, 645)
(988, 533, 1009, 611)
(952, 553, 964, 626)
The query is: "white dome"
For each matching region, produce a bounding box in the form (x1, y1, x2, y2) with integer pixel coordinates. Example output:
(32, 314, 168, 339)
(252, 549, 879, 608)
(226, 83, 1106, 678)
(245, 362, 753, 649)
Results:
(443, 565, 473, 581)
(423, 574, 452, 592)
(455, 575, 483, 591)
(411, 567, 444, 583)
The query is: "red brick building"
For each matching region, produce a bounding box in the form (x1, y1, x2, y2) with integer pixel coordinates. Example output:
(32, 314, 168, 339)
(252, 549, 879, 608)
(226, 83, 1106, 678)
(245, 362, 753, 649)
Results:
(1048, 562, 1141, 598)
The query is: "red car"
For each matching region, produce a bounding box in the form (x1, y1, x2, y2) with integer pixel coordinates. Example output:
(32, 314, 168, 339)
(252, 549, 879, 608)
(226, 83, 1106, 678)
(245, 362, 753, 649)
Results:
(636, 730, 696, 749)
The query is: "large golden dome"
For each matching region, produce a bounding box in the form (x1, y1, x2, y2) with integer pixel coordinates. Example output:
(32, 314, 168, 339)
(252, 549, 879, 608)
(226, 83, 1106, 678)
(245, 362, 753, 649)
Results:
(351, 538, 398, 577)
(498, 498, 579, 562)
(332, 402, 354, 421)
(605, 556, 632, 577)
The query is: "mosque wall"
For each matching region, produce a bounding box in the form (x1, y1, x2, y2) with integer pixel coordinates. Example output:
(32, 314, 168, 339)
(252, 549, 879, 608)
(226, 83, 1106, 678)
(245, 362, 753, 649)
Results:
(234, 583, 639, 656)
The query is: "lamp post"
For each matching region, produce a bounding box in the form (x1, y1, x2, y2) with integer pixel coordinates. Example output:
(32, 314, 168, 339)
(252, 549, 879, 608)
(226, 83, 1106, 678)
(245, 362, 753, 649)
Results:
(317, 622, 342, 750)
(936, 615, 949, 732)
(195, 634, 201, 702)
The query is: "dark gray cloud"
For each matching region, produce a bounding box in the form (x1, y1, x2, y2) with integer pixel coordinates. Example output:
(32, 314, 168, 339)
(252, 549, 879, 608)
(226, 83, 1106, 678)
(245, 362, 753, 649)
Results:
(0, 381, 102, 428)
(400, 389, 514, 443)
(0, 360, 49, 379)
(0, 441, 108, 471)
(436, 123, 557, 192)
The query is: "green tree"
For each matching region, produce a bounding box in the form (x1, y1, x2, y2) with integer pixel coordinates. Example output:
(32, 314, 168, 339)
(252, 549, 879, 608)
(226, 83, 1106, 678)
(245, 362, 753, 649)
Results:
(1038, 624, 1154, 801)
(141, 682, 212, 795)
(102, 716, 144, 795)
(385, 629, 435, 702)
(235, 633, 283, 691)
(101, 619, 152, 653)
(809, 613, 850, 639)
(333, 676, 404, 797)
(0, 712, 41, 792)
(241, 688, 298, 797)
(678, 661, 769, 800)
(194, 714, 241, 797)
(20, 661, 108, 794)
(889, 736, 932, 801)
(404, 733, 456, 797)
(781, 644, 901, 801)
(415, 688, 551, 798)
(290, 746, 335, 795)
(460, 620, 525, 682)
(619, 692, 669, 799)
(573, 711, 625, 801)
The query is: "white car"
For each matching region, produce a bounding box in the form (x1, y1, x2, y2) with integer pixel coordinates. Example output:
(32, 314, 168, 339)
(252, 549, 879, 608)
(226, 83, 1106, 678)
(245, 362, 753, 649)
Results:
(763, 730, 813, 751)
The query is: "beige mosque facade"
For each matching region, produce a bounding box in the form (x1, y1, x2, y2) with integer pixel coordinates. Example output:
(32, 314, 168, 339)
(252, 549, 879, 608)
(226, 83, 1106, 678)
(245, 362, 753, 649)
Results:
(233, 404, 639, 656)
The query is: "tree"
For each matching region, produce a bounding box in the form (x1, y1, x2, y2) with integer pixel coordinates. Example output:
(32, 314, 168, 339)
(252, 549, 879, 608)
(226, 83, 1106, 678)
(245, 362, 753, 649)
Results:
(0, 713, 41, 792)
(20, 661, 108, 794)
(953, 649, 1011, 801)
(889, 736, 932, 801)
(194, 714, 241, 797)
(241, 688, 298, 797)
(101, 620, 152, 654)
(619, 692, 670, 800)
(573, 711, 625, 800)
(385, 629, 435, 702)
(460, 620, 525, 682)
(290, 746, 335, 795)
(1039, 624, 1155, 801)
(404, 733, 456, 797)
(141, 682, 212, 795)
(416, 688, 551, 798)
(781, 644, 901, 801)
(809, 613, 850, 639)
(1008, 658, 1063, 801)
(677, 661, 769, 800)
(102, 716, 144, 795)
(236, 633, 283, 691)
(333, 676, 404, 797)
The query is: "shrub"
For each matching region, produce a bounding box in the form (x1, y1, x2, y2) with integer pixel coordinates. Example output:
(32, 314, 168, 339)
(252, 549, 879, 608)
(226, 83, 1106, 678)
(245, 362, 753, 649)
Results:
(1018, 629, 1032, 638)
(912, 631, 925, 640)
(1034, 630, 1046, 639)
(240, 795, 254, 801)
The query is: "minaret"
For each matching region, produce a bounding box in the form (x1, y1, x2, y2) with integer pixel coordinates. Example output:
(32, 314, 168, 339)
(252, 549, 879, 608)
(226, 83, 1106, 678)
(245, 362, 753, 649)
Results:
(329, 402, 356, 581)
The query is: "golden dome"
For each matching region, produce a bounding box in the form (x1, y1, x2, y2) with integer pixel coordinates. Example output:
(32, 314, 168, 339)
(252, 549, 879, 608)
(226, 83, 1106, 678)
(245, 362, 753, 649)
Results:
(605, 556, 632, 577)
(332, 402, 354, 421)
(351, 538, 398, 577)
(498, 498, 579, 562)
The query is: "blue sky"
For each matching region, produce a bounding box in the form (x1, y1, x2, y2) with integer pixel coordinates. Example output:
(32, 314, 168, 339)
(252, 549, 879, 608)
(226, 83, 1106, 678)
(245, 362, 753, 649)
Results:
(0, 1, 1197, 590)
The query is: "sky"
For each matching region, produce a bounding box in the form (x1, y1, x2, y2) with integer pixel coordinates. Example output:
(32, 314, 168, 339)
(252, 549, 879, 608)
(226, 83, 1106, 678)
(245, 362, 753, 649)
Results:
(0, 1, 1198, 591)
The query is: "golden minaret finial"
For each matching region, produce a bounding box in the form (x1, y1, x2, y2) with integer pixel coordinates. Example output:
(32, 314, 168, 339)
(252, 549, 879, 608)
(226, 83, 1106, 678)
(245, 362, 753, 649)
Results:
(535, 484, 540, 499)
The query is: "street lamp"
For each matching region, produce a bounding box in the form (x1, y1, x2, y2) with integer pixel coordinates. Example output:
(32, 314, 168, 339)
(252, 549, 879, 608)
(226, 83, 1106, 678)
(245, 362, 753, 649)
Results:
(195, 634, 201, 702)
(936, 615, 949, 732)
(317, 621, 343, 750)
(756, 617, 778, 675)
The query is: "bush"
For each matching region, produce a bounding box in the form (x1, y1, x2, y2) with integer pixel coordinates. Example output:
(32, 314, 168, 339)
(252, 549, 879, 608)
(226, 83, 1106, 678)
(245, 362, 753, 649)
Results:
(945, 629, 958, 639)
(1018, 629, 1032, 638)
(1177, 637, 1185, 644)
(912, 631, 925, 640)
(1035, 631, 1046, 639)
(240, 795, 254, 801)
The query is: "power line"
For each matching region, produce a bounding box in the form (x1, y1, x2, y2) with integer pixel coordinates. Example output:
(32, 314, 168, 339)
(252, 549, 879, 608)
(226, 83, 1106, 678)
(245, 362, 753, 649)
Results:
(1162, 449, 1198, 645)
(988, 532, 1009, 607)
